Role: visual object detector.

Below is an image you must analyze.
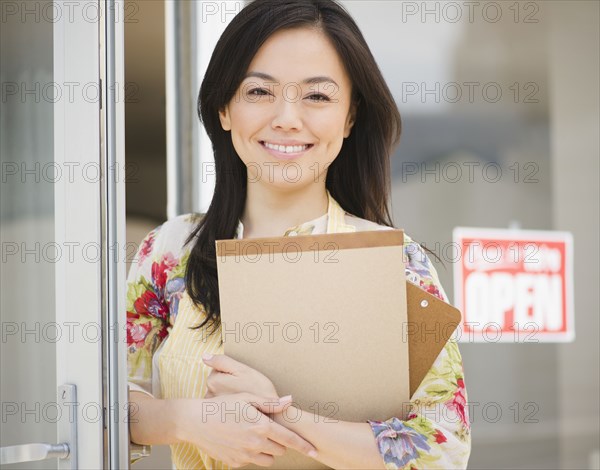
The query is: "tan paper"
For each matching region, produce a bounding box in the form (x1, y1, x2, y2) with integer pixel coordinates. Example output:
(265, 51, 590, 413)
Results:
(215, 229, 461, 469)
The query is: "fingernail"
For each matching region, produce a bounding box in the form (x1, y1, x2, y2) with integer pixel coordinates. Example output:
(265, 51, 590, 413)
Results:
(279, 395, 292, 402)
(202, 353, 213, 361)
(308, 450, 318, 458)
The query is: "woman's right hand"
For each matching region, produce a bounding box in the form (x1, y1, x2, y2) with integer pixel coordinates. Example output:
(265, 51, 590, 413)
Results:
(174, 392, 317, 468)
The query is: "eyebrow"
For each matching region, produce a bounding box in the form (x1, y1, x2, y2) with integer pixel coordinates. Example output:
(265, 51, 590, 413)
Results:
(244, 71, 339, 87)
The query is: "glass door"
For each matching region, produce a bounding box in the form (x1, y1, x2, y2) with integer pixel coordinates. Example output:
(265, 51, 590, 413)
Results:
(1, 0, 127, 467)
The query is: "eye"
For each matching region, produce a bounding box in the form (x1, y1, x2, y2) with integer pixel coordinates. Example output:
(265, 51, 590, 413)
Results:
(307, 94, 330, 102)
(247, 88, 269, 97)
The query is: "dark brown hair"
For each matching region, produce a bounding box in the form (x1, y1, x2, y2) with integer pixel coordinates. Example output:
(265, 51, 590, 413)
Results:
(184, 0, 402, 336)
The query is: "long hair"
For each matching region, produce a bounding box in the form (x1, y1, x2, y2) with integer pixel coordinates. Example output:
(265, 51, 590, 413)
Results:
(184, 0, 402, 336)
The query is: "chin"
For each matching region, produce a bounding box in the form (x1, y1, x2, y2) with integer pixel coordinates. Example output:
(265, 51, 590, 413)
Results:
(254, 178, 314, 193)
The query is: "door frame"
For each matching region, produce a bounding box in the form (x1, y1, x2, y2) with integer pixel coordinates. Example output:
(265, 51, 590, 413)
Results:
(53, 0, 128, 467)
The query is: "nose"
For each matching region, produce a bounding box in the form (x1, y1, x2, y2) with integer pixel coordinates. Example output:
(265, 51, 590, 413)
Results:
(271, 94, 303, 132)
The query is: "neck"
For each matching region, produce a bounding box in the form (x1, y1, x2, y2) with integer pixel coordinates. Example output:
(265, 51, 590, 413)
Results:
(241, 183, 329, 239)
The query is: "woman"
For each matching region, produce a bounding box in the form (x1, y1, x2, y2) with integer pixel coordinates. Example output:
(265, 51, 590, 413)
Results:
(127, 0, 471, 468)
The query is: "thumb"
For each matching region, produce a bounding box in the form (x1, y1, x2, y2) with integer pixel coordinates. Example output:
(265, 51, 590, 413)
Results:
(246, 393, 292, 414)
(202, 353, 240, 374)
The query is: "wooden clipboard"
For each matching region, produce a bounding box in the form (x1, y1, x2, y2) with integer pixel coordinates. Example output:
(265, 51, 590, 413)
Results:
(405, 281, 461, 395)
(215, 229, 461, 469)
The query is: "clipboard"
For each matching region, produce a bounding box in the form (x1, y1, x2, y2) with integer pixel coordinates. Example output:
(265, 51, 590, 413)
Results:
(215, 229, 461, 469)
(405, 281, 461, 396)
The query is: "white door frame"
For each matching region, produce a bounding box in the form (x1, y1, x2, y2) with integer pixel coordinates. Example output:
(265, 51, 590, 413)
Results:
(53, 0, 127, 467)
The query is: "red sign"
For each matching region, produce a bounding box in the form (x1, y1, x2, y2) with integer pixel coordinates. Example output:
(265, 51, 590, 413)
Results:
(453, 227, 574, 343)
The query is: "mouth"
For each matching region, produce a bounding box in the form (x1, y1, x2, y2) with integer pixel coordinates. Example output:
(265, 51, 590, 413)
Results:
(259, 140, 314, 159)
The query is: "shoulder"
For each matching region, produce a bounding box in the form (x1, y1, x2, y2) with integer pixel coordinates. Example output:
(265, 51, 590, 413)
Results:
(344, 213, 418, 252)
(129, 212, 203, 284)
(345, 214, 448, 302)
(148, 211, 204, 280)
(151, 212, 203, 252)
(135, 212, 202, 267)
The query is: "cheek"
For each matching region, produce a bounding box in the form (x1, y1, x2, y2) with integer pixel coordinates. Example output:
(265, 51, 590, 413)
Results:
(229, 107, 268, 154)
(228, 108, 256, 152)
(310, 107, 351, 137)
(313, 113, 348, 153)
(232, 100, 267, 125)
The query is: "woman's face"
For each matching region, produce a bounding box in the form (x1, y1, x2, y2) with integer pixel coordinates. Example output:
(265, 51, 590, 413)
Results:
(219, 27, 356, 191)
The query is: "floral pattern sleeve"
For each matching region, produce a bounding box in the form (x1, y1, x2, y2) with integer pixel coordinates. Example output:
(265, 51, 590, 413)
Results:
(126, 214, 198, 396)
(367, 237, 471, 469)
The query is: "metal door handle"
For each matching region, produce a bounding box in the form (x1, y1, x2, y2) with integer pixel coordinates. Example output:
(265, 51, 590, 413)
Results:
(0, 384, 77, 468)
(0, 443, 69, 464)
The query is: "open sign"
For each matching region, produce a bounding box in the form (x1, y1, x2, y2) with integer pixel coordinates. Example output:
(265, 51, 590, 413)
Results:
(453, 227, 574, 343)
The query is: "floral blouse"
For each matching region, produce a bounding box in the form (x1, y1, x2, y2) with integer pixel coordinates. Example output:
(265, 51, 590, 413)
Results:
(127, 192, 471, 469)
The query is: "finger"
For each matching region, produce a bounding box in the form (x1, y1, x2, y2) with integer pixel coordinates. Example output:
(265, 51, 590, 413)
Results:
(248, 452, 275, 468)
(267, 422, 318, 457)
(259, 438, 287, 457)
(202, 353, 245, 374)
(207, 375, 236, 397)
(246, 394, 292, 415)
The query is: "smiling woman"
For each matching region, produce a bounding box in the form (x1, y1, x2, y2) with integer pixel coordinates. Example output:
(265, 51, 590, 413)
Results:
(126, 1, 471, 469)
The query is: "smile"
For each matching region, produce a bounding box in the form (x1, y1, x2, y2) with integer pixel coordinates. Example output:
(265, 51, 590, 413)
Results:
(260, 141, 313, 153)
(259, 140, 314, 160)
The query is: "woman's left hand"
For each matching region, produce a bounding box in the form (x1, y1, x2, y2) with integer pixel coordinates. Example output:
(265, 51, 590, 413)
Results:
(202, 353, 279, 400)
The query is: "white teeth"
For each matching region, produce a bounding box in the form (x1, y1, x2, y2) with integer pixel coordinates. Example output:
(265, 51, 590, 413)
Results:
(263, 141, 309, 153)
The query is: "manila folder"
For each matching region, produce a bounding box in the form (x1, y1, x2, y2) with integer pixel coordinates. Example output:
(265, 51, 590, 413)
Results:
(216, 229, 409, 469)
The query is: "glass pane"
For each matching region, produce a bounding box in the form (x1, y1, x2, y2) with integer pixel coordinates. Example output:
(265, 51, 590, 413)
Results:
(1, 1, 57, 468)
(341, 1, 599, 468)
(342, 2, 559, 467)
